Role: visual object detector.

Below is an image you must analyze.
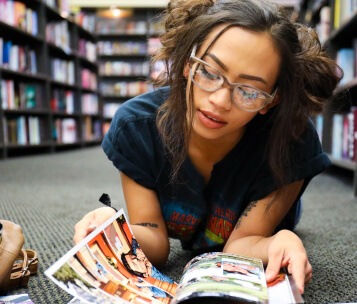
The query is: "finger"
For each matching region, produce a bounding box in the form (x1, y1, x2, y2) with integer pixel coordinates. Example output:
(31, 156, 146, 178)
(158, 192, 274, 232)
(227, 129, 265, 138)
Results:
(305, 271, 312, 285)
(265, 250, 285, 283)
(304, 262, 313, 285)
(73, 207, 116, 244)
(287, 258, 308, 294)
(73, 217, 95, 244)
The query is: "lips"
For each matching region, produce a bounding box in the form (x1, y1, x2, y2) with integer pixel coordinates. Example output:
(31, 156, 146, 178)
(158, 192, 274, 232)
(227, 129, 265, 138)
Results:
(198, 110, 227, 129)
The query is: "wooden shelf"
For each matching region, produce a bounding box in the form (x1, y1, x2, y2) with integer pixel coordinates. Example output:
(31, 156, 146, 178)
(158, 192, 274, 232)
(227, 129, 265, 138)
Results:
(327, 12, 357, 48)
(329, 155, 356, 171)
(0, 21, 43, 42)
(0, 1, 101, 158)
(0, 68, 48, 82)
(98, 54, 147, 58)
(303, 0, 357, 196)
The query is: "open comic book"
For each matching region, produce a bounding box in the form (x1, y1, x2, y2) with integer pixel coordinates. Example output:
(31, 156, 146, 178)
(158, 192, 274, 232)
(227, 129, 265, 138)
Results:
(45, 209, 304, 304)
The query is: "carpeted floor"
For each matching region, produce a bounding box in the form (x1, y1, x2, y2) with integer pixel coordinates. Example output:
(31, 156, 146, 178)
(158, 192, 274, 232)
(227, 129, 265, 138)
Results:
(0, 146, 356, 303)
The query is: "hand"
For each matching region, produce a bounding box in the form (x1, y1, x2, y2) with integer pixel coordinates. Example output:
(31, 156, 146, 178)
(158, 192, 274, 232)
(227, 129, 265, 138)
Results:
(265, 229, 312, 294)
(0, 220, 24, 253)
(73, 207, 116, 244)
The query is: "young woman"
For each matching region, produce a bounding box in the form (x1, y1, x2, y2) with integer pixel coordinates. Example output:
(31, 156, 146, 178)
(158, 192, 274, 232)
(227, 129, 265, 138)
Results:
(74, 0, 341, 294)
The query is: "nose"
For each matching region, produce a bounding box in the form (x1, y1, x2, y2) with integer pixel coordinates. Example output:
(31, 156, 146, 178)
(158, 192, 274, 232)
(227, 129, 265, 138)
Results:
(208, 87, 232, 110)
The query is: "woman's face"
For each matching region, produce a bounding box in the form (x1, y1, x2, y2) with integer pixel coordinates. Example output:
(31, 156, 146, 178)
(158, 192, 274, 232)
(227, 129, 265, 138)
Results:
(186, 25, 281, 144)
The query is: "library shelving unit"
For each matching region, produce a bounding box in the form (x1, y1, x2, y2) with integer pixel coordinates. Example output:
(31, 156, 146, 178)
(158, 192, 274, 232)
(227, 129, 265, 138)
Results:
(0, 0, 101, 159)
(95, 8, 163, 133)
(299, 0, 357, 195)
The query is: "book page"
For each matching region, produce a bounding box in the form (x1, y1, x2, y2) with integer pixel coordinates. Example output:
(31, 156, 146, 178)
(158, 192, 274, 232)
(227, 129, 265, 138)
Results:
(45, 209, 178, 304)
(267, 271, 304, 304)
(171, 252, 269, 304)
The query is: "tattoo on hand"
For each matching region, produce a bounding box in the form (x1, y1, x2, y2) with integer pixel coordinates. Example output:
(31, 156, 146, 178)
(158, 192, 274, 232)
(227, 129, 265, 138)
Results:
(134, 223, 159, 228)
(235, 200, 258, 230)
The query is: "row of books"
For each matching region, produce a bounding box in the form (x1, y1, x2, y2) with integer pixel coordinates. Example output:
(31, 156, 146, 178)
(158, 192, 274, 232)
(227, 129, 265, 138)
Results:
(50, 89, 75, 113)
(46, 20, 70, 53)
(1, 80, 41, 110)
(147, 19, 164, 36)
(81, 93, 98, 115)
(102, 121, 110, 134)
(0, 0, 38, 36)
(0, 38, 37, 74)
(4, 115, 100, 146)
(333, 0, 357, 29)
(50, 58, 75, 85)
(83, 116, 101, 141)
(44, 0, 69, 13)
(97, 41, 147, 56)
(74, 12, 96, 33)
(81, 69, 97, 91)
(99, 61, 150, 77)
(4, 115, 102, 145)
(96, 19, 147, 35)
(100, 81, 149, 97)
(315, 6, 331, 45)
(4, 115, 42, 145)
(148, 37, 162, 56)
(50, 89, 99, 115)
(331, 108, 357, 161)
(96, 17, 164, 36)
(78, 39, 97, 63)
(103, 103, 121, 119)
(336, 42, 357, 86)
(53, 118, 77, 144)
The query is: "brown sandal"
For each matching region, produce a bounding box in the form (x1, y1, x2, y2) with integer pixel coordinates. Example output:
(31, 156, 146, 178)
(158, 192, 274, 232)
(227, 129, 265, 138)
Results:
(12, 249, 38, 275)
(8, 249, 31, 290)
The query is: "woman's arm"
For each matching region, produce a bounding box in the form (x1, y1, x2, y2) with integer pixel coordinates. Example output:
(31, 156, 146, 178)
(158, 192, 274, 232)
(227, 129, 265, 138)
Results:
(121, 172, 170, 268)
(223, 180, 312, 294)
(73, 173, 170, 268)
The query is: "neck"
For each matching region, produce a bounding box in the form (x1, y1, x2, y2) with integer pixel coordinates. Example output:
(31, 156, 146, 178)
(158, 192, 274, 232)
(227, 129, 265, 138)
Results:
(189, 128, 245, 164)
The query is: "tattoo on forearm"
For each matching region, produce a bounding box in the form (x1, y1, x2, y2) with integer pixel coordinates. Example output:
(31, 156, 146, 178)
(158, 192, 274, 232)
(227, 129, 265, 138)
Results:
(134, 222, 159, 228)
(234, 200, 258, 230)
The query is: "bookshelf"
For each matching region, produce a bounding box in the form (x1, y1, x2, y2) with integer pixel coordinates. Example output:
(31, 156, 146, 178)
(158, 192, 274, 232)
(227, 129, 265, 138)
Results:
(0, 0, 101, 159)
(95, 8, 163, 133)
(299, 0, 357, 195)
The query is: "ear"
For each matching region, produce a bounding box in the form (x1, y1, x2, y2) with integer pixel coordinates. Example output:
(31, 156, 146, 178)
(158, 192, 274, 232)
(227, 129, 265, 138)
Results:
(183, 62, 190, 78)
(258, 92, 280, 115)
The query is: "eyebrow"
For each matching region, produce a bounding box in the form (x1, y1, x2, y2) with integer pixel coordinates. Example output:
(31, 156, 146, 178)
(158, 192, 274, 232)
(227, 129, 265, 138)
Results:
(206, 53, 268, 85)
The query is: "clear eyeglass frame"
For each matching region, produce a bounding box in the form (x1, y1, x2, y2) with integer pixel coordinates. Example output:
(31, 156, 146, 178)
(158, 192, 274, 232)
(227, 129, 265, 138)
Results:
(189, 45, 277, 112)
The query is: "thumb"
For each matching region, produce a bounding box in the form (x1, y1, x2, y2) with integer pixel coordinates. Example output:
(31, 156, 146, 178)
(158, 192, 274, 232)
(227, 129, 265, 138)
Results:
(87, 223, 97, 234)
(74, 224, 97, 244)
(265, 252, 284, 283)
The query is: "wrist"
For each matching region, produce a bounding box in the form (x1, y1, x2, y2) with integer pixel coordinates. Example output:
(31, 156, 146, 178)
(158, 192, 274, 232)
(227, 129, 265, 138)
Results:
(275, 229, 301, 242)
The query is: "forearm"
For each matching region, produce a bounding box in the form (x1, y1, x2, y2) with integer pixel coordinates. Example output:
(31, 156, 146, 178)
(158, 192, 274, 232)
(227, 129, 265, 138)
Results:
(131, 224, 170, 268)
(223, 230, 303, 265)
(223, 234, 274, 265)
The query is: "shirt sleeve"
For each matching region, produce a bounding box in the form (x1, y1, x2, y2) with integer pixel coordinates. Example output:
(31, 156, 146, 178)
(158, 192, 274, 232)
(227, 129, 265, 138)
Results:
(102, 114, 159, 190)
(248, 120, 331, 201)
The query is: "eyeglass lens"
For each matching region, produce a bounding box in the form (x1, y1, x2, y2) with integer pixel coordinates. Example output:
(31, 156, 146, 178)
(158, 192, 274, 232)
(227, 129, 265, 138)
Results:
(192, 62, 267, 111)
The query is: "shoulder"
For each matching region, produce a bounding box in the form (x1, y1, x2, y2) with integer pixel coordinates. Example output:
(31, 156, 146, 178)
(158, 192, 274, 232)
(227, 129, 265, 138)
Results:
(290, 118, 331, 179)
(297, 118, 325, 153)
(113, 87, 170, 128)
(102, 87, 169, 160)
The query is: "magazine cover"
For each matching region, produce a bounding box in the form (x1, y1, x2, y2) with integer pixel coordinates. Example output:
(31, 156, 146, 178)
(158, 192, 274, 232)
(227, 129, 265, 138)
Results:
(45, 210, 178, 304)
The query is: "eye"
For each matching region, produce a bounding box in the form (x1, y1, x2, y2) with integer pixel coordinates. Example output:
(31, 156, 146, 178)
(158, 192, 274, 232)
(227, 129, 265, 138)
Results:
(236, 86, 259, 102)
(198, 64, 221, 81)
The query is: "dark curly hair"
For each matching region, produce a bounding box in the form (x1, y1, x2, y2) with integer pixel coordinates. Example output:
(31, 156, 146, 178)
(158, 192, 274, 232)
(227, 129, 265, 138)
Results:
(152, 0, 341, 187)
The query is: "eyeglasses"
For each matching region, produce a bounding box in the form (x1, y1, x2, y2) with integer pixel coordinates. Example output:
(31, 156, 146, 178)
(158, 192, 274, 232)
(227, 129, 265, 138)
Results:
(189, 45, 277, 112)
